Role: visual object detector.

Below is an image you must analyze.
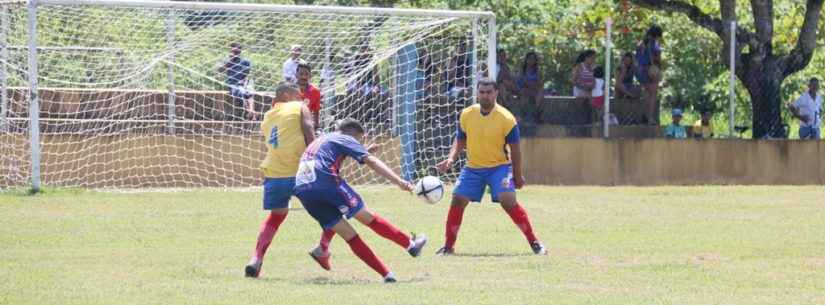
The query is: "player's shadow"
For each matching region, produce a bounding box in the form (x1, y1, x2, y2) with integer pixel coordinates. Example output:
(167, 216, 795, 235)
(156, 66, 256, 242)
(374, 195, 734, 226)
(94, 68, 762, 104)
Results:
(300, 276, 427, 286)
(453, 252, 533, 258)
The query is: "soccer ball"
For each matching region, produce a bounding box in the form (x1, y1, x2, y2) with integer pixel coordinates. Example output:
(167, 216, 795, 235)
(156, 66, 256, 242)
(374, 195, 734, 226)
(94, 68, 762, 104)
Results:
(414, 176, 444, 204)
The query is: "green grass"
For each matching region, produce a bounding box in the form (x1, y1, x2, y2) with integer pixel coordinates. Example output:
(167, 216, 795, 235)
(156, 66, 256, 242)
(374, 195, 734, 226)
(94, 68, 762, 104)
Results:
(2, 186, 825, 304)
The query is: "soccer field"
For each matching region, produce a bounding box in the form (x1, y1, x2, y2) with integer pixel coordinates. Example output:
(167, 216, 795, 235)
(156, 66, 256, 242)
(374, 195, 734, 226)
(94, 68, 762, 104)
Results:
(2, 186, 825, 305)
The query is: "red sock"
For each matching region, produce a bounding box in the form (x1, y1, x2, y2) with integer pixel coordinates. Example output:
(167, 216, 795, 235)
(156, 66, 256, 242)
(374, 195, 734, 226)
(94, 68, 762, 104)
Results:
(367, 214, 411, 249)
(253, 212, 287, 261)
(346, 234, 390, 277)
(444, 205, 465, 249)
(319, 229, 335, 253)
(505, 202, 538, 244)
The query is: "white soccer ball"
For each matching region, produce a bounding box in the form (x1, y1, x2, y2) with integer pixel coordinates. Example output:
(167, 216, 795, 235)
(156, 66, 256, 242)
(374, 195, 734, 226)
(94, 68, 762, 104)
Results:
(414, 176, 444, 204)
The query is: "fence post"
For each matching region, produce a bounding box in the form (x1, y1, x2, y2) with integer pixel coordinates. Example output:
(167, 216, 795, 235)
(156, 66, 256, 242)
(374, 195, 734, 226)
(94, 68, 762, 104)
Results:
(604, 18, 612, 138)
(166, 11, 176, 134)
(27, 0, 41, 192)
(1, 5, 9, 132)
(729, 21, 736, 138)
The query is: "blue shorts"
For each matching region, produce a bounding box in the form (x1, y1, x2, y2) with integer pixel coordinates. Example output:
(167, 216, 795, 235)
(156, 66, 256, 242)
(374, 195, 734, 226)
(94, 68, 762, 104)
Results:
(263, 177, 295, 210)
(453, 164, 515, 203)
(295, 182, 365, 229)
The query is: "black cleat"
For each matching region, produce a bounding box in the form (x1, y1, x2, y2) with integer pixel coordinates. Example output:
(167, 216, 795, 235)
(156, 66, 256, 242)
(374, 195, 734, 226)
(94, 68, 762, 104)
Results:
(407, 233, 428, 257)
(383, 272, 397, 283)
(435, 246, 454, 256)
(531, 241, 548, 255)
(244, 259, 262, 278)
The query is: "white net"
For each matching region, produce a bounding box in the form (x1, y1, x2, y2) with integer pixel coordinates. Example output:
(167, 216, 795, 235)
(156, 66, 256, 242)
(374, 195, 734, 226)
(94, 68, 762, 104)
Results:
(0, 1, 493, 188)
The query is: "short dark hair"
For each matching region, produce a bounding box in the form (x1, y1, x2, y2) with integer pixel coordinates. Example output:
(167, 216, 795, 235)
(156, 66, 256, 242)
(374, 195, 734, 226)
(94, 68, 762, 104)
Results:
(593, 66, 605, 78)
(477, 78, 498, 90)
(275, 81, 298, 97)
(810, 77, 819, 83)
(576, 49, 597, 64)
(229, 42, 242, 49)
(297, 63, 312, 73)
(646, 25, 664, 39)
(336, 118, 365, 135)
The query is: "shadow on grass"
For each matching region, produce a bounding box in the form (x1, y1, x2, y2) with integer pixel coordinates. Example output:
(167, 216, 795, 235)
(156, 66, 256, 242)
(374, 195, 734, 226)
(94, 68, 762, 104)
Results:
(453, 252, 533, 258)
(297, 276, 428, 286)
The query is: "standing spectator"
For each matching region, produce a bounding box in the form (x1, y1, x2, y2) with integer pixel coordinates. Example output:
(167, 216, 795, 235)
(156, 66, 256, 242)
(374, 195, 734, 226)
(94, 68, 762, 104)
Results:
(572, 50, 597, 102)
(788, 78, 822, 139)
(447, 40, 472, 97)
(516, 51, 544, 123)
(496, 49, 518, 96)
(615, 52, 639, 99)
(416, 48, 436, 98)
(218, 42, 255, 120)
(283, 44, 303, 83)
(664, 108, 687, 138)
(296, 63, 321, 129)
(591, 66, 605, 123)
(692, 110, 714, 139)
(635, 25, 664, 125)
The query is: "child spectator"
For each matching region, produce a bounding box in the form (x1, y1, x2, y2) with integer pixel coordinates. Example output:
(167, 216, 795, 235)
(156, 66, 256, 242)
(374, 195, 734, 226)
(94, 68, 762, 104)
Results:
(664, 108, 687, 138)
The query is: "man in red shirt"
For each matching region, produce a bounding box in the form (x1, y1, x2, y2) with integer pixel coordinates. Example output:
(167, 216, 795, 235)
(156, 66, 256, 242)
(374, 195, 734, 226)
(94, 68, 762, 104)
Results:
(297, 63, 321, 129)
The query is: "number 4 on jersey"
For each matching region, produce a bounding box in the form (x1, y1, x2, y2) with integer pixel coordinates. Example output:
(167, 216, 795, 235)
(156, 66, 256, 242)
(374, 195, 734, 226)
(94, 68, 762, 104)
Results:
(268, 127, 279, 148)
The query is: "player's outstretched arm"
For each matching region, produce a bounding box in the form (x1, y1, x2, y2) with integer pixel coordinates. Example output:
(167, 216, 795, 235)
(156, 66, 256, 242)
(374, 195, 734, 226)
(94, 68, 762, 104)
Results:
(299, 105, 316, 145)
(510, 142, 526, 189)
(364, 156, 413, 192)
(436, 138, 465, 173)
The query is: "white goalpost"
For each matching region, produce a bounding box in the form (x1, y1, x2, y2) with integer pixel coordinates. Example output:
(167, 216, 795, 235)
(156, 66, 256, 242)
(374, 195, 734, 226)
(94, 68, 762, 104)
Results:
(0, 0, 496, 190)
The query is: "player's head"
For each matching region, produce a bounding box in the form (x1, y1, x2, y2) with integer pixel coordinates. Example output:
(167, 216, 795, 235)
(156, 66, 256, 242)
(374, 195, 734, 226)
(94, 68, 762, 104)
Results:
(275, 81, 300, 103)
(297, 63, 312, 85)
(290, 44, 302, 59)
(336, 118, 365, 139)
(229, 42, 242, 56)
(477, 78, 498, 108)
(809, 77, 819, 93)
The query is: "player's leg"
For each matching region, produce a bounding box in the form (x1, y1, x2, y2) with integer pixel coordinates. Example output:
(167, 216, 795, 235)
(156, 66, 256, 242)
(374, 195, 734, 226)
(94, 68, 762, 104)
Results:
(297, 190, 395, 282)
(439, 167, 481, 255)
(352, 207, 428, 257)
(245, 177, 294, 277)
(490, 166, 546, 255)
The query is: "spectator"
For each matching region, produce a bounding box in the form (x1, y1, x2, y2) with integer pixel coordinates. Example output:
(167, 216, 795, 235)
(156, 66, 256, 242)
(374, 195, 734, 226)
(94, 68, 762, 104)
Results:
(591, 66, 605, 123)
(517, 52, 544, 103)
(496, 49, 518, 97)
(296, 63, 321, 129)
(664, 108, 687, 138)
(347, 43, 381, 97)
(282, 44, 303, 83)
(447, 40, 472, 97)
(417, 48, 437, 98)
(218, 42, 255, 120)
(572, 49, 597, 102)
(692, 110, 714, 139)
(615, 52, 640, 99)
(635, 25, 664, 125)
(788, 77, 822, 139)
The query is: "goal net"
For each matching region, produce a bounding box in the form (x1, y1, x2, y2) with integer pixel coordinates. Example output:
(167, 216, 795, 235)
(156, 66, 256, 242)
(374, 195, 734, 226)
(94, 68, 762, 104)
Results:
(0, 0, 494, 189)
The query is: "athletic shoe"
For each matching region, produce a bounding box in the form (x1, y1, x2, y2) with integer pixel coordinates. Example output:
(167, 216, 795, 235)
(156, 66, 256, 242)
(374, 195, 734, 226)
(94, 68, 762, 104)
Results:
(383, 272, 397, 283)
(309, 246, 332, 271)
(407, 233, 428, 257)
(531, 241, 547, 255)
(244, 258, 262, 278)
(435, 246, 454, 256)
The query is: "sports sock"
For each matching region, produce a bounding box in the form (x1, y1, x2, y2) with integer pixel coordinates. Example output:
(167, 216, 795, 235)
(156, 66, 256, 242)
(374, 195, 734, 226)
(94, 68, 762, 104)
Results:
(504, 202, 538, 244)
(346, 234, 390, 277)
(367, 214, 412, 249)
(319, 229, 335, 253)
(444, 205, 465, 249)
(253, 212, 287, 261)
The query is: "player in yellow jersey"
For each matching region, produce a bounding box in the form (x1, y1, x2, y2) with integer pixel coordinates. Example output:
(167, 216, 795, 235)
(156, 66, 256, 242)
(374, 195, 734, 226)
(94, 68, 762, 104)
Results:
(245, 82, 316, 278)
(435, 78, 547, 256)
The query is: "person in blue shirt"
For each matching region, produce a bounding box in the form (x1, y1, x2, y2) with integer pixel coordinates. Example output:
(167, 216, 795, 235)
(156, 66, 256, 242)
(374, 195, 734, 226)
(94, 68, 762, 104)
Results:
(294, 119, 427, 283)
(664, 108, 687, 139)
(218, 42, 255, 120)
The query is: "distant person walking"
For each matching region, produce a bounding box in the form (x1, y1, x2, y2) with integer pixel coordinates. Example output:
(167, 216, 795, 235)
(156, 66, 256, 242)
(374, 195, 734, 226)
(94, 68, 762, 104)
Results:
(788, 78, 822, 139)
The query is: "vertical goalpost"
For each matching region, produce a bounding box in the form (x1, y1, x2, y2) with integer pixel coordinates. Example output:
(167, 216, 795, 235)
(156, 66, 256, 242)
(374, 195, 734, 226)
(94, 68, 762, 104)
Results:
(13, 0, 496, 189)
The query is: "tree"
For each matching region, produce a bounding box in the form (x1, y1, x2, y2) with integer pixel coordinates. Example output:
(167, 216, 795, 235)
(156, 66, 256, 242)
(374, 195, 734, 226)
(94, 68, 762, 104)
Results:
(629, 0, 824, 138)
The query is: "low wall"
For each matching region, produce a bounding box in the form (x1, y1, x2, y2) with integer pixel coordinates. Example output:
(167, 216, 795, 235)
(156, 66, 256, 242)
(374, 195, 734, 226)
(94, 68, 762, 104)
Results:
(3, 135, 824, 187)
(521, 138, 825, 185)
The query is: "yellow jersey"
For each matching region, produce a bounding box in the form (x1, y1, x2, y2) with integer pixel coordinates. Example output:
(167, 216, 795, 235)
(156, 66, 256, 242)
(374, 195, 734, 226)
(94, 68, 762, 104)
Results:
(458, 104, 520, 168)
(693, 120, 713, 138)
(260, 101, 307, 178)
